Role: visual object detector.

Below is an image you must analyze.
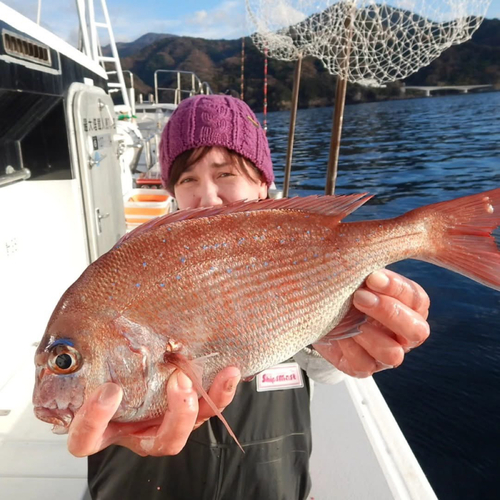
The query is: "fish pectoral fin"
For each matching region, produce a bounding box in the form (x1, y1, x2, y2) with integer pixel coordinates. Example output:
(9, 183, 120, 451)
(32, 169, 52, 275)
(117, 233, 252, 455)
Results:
(315, 306, 367, 344)
(164, 352, 244, 453)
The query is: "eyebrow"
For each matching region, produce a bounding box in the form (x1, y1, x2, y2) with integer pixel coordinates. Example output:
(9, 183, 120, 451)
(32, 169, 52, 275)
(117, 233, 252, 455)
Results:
(183, 161, 233, 173)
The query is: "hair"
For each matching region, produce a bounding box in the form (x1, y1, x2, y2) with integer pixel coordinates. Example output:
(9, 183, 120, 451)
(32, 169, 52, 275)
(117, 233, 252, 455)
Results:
(167, 146, 265, 194)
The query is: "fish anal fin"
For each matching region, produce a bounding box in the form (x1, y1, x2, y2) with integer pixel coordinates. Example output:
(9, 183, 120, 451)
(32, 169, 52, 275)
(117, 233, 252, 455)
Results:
(315, 305, 367, 345)
(165, 352, 244, 453)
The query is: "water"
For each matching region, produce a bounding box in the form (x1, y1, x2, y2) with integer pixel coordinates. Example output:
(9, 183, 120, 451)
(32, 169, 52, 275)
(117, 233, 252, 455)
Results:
(259, 92, 500, 500)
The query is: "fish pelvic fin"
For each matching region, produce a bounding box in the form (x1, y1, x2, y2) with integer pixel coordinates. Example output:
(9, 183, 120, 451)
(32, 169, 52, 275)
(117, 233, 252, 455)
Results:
(414, 188, 500, 291)
(165, 352, 244, 453)
(113, 194, 374, 247)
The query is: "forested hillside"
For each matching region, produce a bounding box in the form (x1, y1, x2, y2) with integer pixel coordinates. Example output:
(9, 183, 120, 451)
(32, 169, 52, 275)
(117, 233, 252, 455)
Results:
(112, 18, 500, 111)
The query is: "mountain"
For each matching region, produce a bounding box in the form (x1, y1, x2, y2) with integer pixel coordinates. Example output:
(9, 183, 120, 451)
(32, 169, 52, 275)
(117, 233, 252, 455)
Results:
(109, 33, 178, 58)
(405, 18, 500, 86)
(113, 19, 500, 111)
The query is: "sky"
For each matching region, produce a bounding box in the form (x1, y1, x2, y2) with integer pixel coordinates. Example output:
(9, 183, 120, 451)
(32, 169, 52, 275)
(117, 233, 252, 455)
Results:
(6, 0, 500, 46)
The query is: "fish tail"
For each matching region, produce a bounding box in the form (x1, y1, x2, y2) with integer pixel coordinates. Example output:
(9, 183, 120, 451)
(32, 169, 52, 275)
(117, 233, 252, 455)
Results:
(416, 188, 500, 291)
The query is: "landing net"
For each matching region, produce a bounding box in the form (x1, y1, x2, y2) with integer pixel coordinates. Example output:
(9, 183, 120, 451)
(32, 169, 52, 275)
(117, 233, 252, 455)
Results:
(246, 0, 491, 83)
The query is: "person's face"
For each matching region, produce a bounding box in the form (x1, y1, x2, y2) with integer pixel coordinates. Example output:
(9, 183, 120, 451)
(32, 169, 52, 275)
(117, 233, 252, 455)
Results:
(173, 147, 268, 210)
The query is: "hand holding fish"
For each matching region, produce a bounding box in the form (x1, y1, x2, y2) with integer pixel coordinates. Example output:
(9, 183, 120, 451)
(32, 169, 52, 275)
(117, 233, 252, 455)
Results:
(313, 269, 430, 378)
(67, 367, 241, 457)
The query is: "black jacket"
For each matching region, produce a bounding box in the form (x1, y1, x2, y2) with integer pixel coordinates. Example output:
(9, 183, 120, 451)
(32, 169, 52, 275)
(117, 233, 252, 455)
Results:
(88, 370, 312, 500)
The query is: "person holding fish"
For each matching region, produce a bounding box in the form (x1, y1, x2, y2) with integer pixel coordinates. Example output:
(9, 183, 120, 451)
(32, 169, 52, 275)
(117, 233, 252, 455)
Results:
(55, 94, 431, 499)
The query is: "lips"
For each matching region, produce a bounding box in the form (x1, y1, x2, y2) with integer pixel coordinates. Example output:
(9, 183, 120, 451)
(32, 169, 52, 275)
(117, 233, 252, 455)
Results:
(34, 406, 74, 432)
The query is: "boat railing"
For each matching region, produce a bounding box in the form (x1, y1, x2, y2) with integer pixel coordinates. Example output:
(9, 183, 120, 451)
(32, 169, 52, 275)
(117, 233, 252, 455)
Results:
(154, 70, 213, 105)
(0, 167, 31, 188)
(121, 70, 136, 116)
(201, 81, 212, 95)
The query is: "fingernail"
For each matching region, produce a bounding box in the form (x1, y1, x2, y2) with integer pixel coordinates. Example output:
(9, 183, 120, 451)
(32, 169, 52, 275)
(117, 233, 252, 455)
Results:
(409, 338, 424, 348)
(354, 289, 379, 308)
(369, 270, 390, 290)
(139, 438, 154, 455)
(417, 319, 431, 336)
(375, 362, 395, 372)
(378, 361, 395, 369)
(98, 384, 122, 406)
(224, 375, 240, 393)
(176, 371, 193, 391)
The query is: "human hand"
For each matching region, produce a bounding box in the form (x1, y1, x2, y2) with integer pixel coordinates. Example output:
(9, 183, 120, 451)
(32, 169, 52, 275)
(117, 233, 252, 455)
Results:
(313, 269, 430, 378)
(67, 367, 241, 457)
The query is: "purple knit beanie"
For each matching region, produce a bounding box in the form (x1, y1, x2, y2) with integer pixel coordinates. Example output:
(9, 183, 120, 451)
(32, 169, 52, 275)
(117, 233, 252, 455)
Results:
(159, 95, 274, 191)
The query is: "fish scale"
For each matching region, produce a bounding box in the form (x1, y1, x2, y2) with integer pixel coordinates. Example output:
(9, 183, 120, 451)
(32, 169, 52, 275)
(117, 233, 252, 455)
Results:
(33, 191, 500, 433)
(114, 213, 359, 385)
(109, 213, 410, 380)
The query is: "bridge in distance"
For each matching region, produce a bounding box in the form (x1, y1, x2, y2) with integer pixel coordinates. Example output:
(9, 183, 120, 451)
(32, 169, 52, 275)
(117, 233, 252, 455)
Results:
(402, 84, 493, 96)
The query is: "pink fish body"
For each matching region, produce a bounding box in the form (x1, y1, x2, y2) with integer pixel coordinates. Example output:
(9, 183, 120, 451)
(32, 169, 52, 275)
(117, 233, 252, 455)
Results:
(33, 190, 500, 434)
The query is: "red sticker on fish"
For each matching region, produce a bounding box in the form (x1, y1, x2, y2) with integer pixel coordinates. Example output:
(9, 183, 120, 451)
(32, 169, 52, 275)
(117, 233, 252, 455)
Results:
(256, 362, 304, 392)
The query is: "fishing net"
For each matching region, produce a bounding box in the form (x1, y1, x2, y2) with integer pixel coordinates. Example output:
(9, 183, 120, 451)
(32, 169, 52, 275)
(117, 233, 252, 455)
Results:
(246, 0, 492, 83)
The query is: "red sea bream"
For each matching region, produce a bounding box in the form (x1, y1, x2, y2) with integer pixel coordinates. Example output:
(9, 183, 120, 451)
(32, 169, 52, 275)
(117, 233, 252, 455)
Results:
(33, 190, 500, 439)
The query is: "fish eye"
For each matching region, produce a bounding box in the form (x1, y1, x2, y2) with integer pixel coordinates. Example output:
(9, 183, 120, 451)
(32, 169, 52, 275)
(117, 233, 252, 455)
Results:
(56, 353, 72, 369)
(48, 344, 82, 374)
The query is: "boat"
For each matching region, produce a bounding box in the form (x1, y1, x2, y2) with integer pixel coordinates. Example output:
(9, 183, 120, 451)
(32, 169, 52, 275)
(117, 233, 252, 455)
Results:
(0, 2, 437, 498)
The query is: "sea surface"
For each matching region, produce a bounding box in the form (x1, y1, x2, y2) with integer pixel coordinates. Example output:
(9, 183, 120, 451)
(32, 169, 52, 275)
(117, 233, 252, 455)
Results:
(259, 91, 500, 500)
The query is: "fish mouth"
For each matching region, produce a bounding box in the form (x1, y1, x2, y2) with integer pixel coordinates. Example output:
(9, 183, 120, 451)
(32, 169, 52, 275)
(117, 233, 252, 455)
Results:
(34, 406, 74, 434)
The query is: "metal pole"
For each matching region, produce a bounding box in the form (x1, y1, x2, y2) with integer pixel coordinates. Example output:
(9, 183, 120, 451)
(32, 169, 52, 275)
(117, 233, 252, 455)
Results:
(240, 37, 245, 100)
(128, 87, 135, 116)
(87, 0, 99, 62)
(177, 72, 181, 105)
(0, 168, 31, 188)
(123, 70, 135, 116)
(325, 3, 355, 195)
(75, 0, 91, 58)
(325, 77, 348, 195)
(263, 46, 268, 133)
(37, 0, 42, 24)
(154, 71, 159, 105)
(283, 54, 302, 198)
(145, 138, 152, 169)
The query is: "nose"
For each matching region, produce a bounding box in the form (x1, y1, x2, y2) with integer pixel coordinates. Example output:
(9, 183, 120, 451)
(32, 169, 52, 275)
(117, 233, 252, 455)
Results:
(198, 181, 223, 208)
(36, 366, 49, 382)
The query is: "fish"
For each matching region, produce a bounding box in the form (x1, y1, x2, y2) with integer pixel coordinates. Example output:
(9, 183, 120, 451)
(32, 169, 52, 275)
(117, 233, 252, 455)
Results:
(33, 189, 500, 444)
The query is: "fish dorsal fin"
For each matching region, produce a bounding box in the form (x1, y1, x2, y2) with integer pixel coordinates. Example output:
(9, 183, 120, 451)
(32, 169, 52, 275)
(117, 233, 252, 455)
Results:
(116, 193, 373, 247)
